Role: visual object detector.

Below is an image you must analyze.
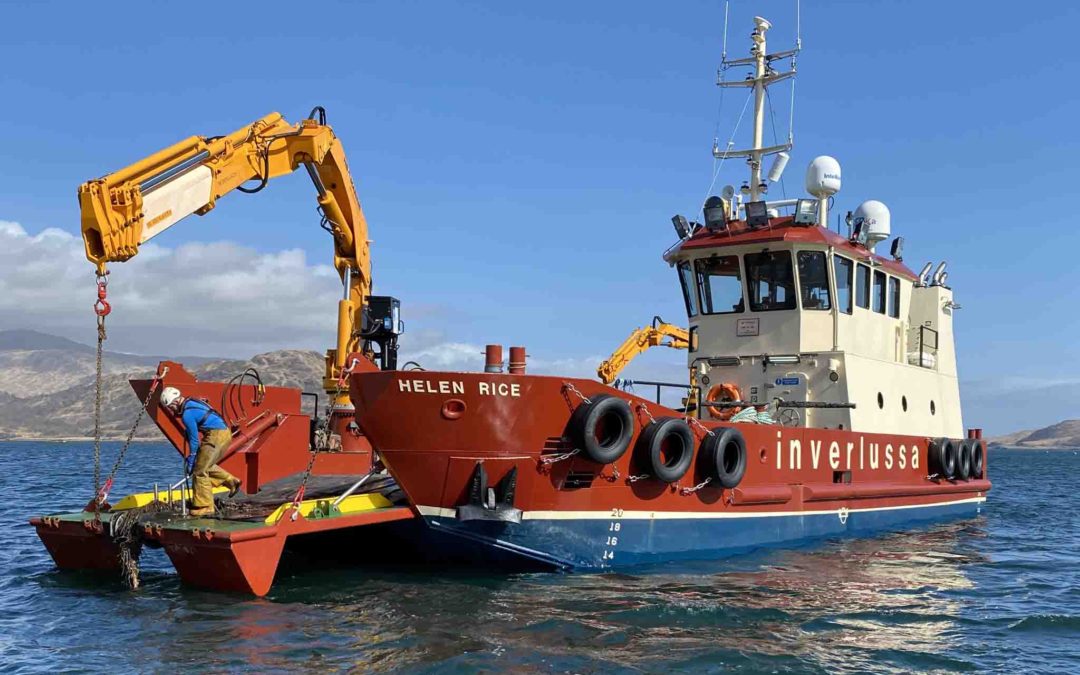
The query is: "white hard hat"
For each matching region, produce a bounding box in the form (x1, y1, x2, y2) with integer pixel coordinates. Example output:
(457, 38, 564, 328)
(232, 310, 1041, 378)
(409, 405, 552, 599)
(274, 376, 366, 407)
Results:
(160, 386, 182, 408)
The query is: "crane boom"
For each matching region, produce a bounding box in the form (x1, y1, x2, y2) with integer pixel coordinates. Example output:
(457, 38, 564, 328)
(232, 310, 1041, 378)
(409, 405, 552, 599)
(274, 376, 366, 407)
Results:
(78, 108, 397, 401)
(597, 316, 690, 384)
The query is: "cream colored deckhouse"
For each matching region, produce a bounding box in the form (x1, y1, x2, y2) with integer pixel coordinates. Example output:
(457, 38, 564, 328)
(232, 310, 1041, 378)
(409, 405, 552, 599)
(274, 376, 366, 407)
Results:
(665, 15, 962, 438)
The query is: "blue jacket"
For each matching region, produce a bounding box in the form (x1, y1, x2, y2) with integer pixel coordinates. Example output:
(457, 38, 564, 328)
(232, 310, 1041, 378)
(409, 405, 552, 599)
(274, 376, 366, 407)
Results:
(180, 399, 228, 454)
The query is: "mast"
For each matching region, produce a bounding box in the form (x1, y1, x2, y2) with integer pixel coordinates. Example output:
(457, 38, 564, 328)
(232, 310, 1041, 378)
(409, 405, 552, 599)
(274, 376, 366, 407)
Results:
(713, 15, 798, 204)
(750, 17, 769, 202)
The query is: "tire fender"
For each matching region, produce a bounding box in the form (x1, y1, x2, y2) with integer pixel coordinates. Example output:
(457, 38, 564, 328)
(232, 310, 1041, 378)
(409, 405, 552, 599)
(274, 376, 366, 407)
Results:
(567, 394, 634, 464)
(698, 426, 747, 489)
(636, 417, 694, 483)
(930, 437, 958, 479)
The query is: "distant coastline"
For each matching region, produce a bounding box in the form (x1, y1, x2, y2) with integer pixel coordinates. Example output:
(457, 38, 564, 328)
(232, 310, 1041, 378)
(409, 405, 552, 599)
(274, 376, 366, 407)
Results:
(987, 419, 1080, 450)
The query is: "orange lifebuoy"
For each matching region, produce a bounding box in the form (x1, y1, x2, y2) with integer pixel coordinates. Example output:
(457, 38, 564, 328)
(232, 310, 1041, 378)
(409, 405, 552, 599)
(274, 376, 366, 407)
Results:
(706, 382, 743, 420)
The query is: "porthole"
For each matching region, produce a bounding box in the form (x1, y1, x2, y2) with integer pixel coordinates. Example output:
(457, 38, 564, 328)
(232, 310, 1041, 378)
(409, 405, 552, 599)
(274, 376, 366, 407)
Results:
(902, 396, 908, 412)
(877, 392, 884, 409)
(930, 400, 936, 415)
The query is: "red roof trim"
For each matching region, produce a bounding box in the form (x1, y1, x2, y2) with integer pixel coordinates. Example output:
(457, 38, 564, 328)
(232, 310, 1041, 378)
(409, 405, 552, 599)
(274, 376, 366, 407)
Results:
(679, 217, 916, 280)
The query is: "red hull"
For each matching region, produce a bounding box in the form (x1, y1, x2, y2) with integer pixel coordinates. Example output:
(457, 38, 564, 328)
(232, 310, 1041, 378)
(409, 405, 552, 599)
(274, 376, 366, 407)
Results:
(351, 370, 989, 568)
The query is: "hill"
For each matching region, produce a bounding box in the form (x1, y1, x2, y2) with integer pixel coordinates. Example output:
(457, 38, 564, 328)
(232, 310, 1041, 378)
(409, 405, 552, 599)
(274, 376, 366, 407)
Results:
(0, 329, 219, 398)
(0, 330, 324, 440)
(988, 420, 1080, 449)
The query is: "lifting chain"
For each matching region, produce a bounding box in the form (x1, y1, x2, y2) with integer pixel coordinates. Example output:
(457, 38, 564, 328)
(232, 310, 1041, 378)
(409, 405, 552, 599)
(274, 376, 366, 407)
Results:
(289, 360, 357, 520)
(96, 368, 168, 507)
(286, 448, 320, 522)
(91, 272, 110, 517)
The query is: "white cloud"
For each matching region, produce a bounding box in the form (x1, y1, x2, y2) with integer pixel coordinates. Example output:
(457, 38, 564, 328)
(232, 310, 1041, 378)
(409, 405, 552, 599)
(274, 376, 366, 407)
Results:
(0, 220, 342, 356)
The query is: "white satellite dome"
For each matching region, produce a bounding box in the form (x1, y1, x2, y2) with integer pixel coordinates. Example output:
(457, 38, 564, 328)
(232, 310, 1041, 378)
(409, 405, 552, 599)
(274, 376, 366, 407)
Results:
(805, 156, 842, 198)
(853, 200, 891, 249)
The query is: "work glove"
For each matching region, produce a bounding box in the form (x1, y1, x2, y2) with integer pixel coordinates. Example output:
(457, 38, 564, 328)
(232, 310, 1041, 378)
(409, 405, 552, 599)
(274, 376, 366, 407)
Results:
(185, 452, 197, 476)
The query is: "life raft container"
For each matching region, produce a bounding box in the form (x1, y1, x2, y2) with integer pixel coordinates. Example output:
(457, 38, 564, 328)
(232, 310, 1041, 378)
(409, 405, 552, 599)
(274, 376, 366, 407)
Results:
(705, 382, 743, 421)
(636, 417, 694, 483)
(698, 426, 747, 488)
(567, 393, 634, 464)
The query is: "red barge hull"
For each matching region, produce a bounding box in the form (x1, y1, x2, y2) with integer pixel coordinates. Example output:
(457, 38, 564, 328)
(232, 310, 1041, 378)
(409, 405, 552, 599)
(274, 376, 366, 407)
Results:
(350, 370, 989, 570)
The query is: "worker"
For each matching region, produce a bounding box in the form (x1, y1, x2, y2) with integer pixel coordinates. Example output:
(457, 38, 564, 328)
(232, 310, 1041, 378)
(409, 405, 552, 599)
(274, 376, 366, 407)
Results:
(159, 386, 241, 516)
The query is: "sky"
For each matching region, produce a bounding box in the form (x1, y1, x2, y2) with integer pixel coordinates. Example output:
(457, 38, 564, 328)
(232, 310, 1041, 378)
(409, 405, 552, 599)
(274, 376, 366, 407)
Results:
(0, 0, 1078, 434)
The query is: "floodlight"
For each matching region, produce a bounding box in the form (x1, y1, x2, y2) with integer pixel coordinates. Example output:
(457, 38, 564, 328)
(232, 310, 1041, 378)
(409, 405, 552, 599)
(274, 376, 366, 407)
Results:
(745, 200, 769, 228)
(793, 198, 818, 225)
(671, 214, 691, 240)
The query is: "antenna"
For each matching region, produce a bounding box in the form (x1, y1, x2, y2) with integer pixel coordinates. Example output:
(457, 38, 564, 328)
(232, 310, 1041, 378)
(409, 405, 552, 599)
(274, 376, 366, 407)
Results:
(713, 13, 799, 206)
(721, 1, 730, 62)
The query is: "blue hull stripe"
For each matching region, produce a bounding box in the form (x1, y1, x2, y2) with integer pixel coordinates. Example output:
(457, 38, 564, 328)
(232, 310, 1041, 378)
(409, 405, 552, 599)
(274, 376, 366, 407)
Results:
(418, 498, 985, 570)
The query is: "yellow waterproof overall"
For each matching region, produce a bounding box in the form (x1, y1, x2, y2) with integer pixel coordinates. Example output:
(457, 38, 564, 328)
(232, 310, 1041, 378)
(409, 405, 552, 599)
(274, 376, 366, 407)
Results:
(192, 428, 237, 510)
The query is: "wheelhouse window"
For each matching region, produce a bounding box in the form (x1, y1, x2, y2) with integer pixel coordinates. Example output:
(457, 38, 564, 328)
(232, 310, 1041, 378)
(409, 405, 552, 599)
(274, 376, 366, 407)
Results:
(676, 261, 699, 317)
(744, 250, 796, 312)
(834, 256, 853, 314)
(856, 263, 870, 309)
(797, 251, 831, 310)
(872, 270, 886, 314)
(888, 276, 901, 318)
(695, 255, 744, 314)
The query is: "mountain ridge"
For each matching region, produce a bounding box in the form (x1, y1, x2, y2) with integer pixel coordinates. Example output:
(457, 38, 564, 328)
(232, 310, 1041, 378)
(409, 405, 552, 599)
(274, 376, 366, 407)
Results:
(0, 330, 324, 441)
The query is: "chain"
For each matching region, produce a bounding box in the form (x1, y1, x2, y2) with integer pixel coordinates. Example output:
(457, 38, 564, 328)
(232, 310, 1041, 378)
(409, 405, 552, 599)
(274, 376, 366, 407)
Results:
(636, 403, 656, 426)
(91, 271, 110, 515)
(626, 473, 651, 483)
(562, 382, 592, 405)
(92, 315, 105, 513)
(287, 448, 320, 521)
(600, 466, 621, 482)
(290, 362, 356, 520)
(686, 416, 714, 438)
(539, 448, 580, 465)
(680, 477, 712, 495)
(96, 371, 168, 506)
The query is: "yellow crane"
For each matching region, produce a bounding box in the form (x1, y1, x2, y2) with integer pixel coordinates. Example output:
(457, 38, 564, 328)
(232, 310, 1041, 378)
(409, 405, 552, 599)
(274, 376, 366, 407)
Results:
(78, 108, 400, 405)
(596, 316, 690, 384)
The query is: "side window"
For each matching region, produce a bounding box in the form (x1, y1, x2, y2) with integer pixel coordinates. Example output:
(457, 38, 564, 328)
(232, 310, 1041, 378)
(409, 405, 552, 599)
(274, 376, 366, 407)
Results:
(872, 270, 886, 314)
(695, 255, 744, 314)
(744, 251, 797, 312)
(888, 276, 901, 318)
(677, 261, 699, 317)
(834, 256, 853, 314)
(797, 251, 831, 310)
(856, 263, 870, 309)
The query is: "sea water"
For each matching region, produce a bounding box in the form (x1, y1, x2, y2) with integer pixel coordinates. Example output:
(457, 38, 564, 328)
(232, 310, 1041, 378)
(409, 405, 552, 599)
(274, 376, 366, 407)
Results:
(0, 442, 1076, 673)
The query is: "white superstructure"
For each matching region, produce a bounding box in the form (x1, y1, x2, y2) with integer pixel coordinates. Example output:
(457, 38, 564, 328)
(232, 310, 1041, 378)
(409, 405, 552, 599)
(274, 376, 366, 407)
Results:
(668, 14, 963, 438)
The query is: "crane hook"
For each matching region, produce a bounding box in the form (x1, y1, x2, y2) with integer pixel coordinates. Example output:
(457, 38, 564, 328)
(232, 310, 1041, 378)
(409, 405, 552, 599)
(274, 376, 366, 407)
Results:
(93, 272, 111, 317)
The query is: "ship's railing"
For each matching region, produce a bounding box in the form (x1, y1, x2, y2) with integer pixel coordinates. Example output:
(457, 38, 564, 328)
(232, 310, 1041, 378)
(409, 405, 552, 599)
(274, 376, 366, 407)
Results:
(614, 378, 691, 407)
(907, 324, 939, 369)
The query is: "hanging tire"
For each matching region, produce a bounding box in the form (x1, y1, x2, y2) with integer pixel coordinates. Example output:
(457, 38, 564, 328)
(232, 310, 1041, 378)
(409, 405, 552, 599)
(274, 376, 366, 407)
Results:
(929, 437, 957, 479)
(956, 439, 972, 480)
(636, 417, 694, 483)
(567, 394, 634, 464)
(970, 440, 985, 479)
(699, 426, 747, 489)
